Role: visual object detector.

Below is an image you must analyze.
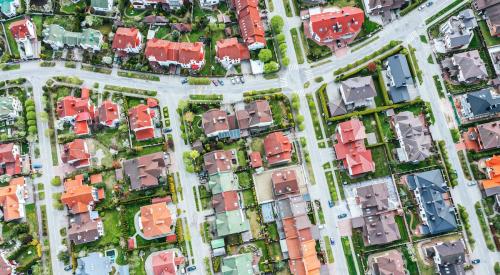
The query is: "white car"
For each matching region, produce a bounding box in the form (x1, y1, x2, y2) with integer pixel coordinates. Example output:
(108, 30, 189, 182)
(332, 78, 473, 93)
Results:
(418, 5, 425, 11)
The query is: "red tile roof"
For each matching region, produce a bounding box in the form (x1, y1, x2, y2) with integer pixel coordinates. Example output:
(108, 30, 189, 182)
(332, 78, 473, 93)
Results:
(61, 174, 95, 214)
(0, 177, 25, 221)
(203, 150, 234, 175)
(57, 90, 95, 135)
(89, 173, 103, 184)
(233, 0, 266, 47)
(334, 118, 375, 176)
(216, 38, 250, 61)
(147, 98, 158, 108)
(97, 100, 120, 127)
(61, 139, 90, 168)
(128, 104, 155, 141)
(249, 151, 262, 168)
(140, 202, 173, 238)
(212, 191, 240, 213)
(264, 132, 293, 166)
(151, 250, 185, 275)
(9, 18, 34, 40)
(145, 39, 205, 70)
(112, 27, 142, 51)
(0, 143, 21, 176)
(309, 7, 364, 44)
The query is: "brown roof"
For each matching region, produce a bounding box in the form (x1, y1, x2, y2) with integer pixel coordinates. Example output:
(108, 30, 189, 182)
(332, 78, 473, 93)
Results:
(236, 100, 273, 130)
(123, 152, 167, 190)
(202, 109, 229, 136)
(361, 212, 401, 246)
(477, 120, 500, 150)
(68, 212, 102, 245)
(272, 169, 299, 198)
(372, 250, 405, 275)
(203, 150, 234, 175)
(474, 0, 500, 10)
(212, 191, 240, 213)
(356, 183, 389, 216)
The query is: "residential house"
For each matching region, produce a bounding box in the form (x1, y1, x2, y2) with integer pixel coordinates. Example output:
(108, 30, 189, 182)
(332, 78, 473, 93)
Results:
(249, 151, 263, 169)
(202, 109, 229, 138)
(481, 155, 500, 197)
(150, 250, 185, 275)
(145, 39, 205, 71)
(442, 50, 488, 83)
(91, 0, 113, 12)
(304, 6, 365, 49)
(216, 208, 249, 237)
(42, 24, 103, 51)
(215, 38, 250, 69)
(123, 152, 167, 190)
(130, 0, 183, 9)
(143, 15, 169, 26)
(235, 100, 273, 136)
(0, 96, 22, 126)
(207, 172, 239, 194)
(221, 253, 254, 275)
(170, 23, 192, 32)
(461, 88, 500, 119)
(200, 0, 219, 9)
(0, 0, 19, 17)
(9, 17, 39, 59)
(425, 240, 466, 275)
(203, 150, 235, 175)
(370, 250, 405, 275)
(75, 252, 112, 275)
(97, 100, 120, 128)
(61, 139, 91, 169)
(0, 143, 22, 176)
(232, 0, 266, 50)
(407, 169, 458, 235)
(386, 54, 413, 103)
(467, 121, 500, 151)
(0, 253, 13, 275)
(112, 27, 143, 54)
(440, 9, 478, 51)
(334, 118, 375, 176)
(391, 111, 433, 163)
(139, 202, 174, 239)
(212, 190, 239, 213)
(128, 104, 155, 141)
(474, 0, 500, 37)
(264, 131, 293, 166)
(367, 0, 406, 16)
(351, 183, 401, 246)
(339, 76, 377, 110)
(272, 169, 299, 198)
(57, 88, 95, 136)
(0, 177, 26, 221)
(61, 174, 103, 214)
(68, 211, 104, 245)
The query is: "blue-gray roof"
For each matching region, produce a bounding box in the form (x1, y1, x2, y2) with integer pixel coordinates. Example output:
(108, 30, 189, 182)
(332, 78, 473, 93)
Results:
(407, 169, 458, 235)
(389, 86, 410, 103)
(388, 54, 413, 88)
(466, 88, 500, 117)
(76, 253, 112, 275)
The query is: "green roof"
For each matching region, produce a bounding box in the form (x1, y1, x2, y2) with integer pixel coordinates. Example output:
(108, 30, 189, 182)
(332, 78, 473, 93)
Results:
(221, 253, 254, 275)
(211, 238, 225, 249)
(42, 24, 102, 49)
(0, 0, 15, 15)
(0, 96, 19, 120)
(215, 210, 249, 237)
(208, 172, 239, 194)
(91, 0, 110, 9)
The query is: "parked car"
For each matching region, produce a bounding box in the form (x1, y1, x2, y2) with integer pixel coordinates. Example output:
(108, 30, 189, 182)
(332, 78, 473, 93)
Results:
(64, 265, 72, 271)
(330, 237, 335, 245)
(235, 77, 241, 84)
(33, 163, 42, 169)
(181, 78, 188, 84)
(187, 266, 197, 272)
(163, 128, 172, 133)
(212, 80, 218, 86)
(218, 79, 224, 86)
(418, 4, 425, 10)
(472, 259, 480, 264)
(231, 77, 236, 85)
(239, 76, 245, 83)
(338, 213, 347, 219)
(328, 200, 334, 208)
(426, 1, 433, 6)
(467, 181, 477, 186)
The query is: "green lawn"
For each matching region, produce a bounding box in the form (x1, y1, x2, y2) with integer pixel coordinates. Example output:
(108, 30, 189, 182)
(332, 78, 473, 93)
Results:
(340, 145, 391, 184)
(341, 237, 357, 275)
(60, 0, 86, 14)
(306, 93, 324, 140)
(290, 28, 305, 64)
(242, 189, 257, 207)
(237, 150, 247, 167)
(4, 19, 20, 58)
(25, 204, 39, 238)
(325, 171, 338, 202)
(323, 236, 334, 263)
(478, 20, 500, 47)
(237, 171, 253, 188)
(282, 0, 292, 16)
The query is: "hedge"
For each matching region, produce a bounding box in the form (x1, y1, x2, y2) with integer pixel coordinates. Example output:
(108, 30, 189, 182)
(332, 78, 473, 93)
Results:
(188, 77, 211, 85)
(327, 98, 422, 122)
(243, 88, 282, 97)
(376, 67, 391, 105)
(104, 84, 157, 96)
(189, 94, 223, 101)
(400, 0, 427, 16)
(316, 84, 330, 120)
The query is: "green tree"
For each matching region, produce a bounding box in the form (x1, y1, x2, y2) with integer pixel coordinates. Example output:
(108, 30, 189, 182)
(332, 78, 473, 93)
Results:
(282, 57, 290, 66)
(258, 49, 273, 63)
(188, 150, 200, 160)
(271, 15, 284, 33)
(276, 33, 286, 44)
(183, 112, 195, 123)
(495, 262, 500, 275)
(26, 111, 36, 120)
(51, 176, 61, 186)
(264, 61, 279, 73)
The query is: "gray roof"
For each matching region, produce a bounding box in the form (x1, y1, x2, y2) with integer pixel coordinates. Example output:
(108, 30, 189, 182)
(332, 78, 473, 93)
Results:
(68, 212, 101, 245)
(362, 213, 401, 246)
(466, 88, 500, 117)
(393, 111, 433, 162)
(433, 240, 466, 275)
(475, 0, 500, 10)
(389, 86, 410, 103)
(387, 54, 413, 88)
(368, 0, 405, 12)
(440, 9, 477, 49)
(76, 252, 112, 275)
(356, 183, 389, 216)
(407, 170, 458, 235)
(452, 50, 488, 81)
(0, 96, 19, 121)
(477, 121, 500, 150)
(485, 4, 500, 36)
(340, 76, 377, 103)
(91, 0, 111, 9)
(328, 101, 347, 117)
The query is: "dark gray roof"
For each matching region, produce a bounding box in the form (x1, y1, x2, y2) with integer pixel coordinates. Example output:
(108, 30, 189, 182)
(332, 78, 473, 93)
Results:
(393, 111, 433, 162)
(448, 35, 472, 48)
(434, 240, 466, 275)
(389, 86, 410, 103)
(328, 101, 347, 116)
(407, 169, 458, 235)
(387, 54, 413, 88)
(368, 0, 405, 12)
(340, 76, 377, 103)
(362, 213, 401, 246)
(466, 88, 500, 117)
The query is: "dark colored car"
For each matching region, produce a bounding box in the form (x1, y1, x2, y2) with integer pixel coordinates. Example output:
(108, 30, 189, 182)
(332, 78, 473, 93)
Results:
(187, 266, 197, 272)
(328, 200, 334, 208)
(239, 76, 245, 83)
(181, 78, 188, 84)
(472, 259, 480, 264)
(338, 213, 347, 219)
(218, 79, 224, 86)
(212, 80, 218, 86)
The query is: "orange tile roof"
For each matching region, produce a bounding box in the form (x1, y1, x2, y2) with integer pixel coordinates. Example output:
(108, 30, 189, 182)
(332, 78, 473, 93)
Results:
(128, 104, 155, 141)
(61, 174, 95, 214)
(483, 155, 500, 195)
(309, 7, 364, 44)
(145, 39, 205, 70)
(0, 177, 25, 221)
(61, 139, 90, 168)
(112, 27, 141, 50)
(140, 202, 173, 238)
(0, 143, 22, 176)
(216, 38, 250, 61)
(97, 100, 120, 127)
(264, 132, 293, 165)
